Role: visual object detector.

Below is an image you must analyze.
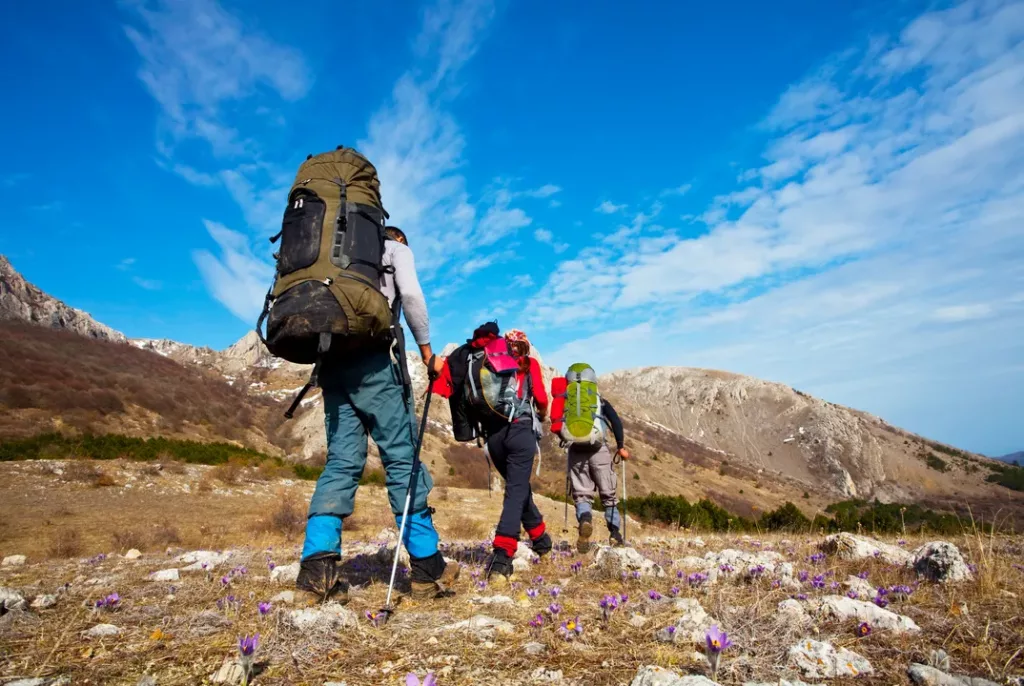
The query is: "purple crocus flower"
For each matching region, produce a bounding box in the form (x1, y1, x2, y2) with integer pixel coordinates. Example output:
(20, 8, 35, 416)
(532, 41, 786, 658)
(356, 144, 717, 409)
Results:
(798, 570, 809, 582)
(526, 588, 539, 599)
(669, 585, 681, 597)
(857, 570, 869, 580)
(771, 579, 781, 589)
(705, 624, 733, 653)
(258, 601, 272, 616)
(620, 593, 629, 604)
(405, 673, 437, 686)
(665, 625, 677, 638)
(648, 590, 663, 601)
(719, 564, 734, 574)
(238, 633, 259, 656)
(847, 590, 859, 600)
(557, 616, 583, 641)
(688, 572, 708, 587)
(856, 622, 872, 637)
(676, 570, 685, 579)
(631, 570, 642, 580)
(547, 602, 562, 616)
(811, 575, 826, 589)
(749, 564, 766, 578)
(528, 613, 544, 629)
(267, 561, 276, 571)
(220, 575, 231, 587)
(550, 587, 561, 598)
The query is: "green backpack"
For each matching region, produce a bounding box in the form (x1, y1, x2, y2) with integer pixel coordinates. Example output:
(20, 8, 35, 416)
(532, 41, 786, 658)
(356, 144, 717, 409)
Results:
(556, 363, 606, 445)
(256, 146, 394, 417)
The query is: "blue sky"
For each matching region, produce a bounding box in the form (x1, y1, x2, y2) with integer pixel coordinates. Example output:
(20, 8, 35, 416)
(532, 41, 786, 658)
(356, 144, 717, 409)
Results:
(1, 0, 1022, 456)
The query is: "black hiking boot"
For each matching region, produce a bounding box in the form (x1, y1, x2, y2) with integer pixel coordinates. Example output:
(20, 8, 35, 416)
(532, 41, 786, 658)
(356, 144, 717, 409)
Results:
(577, 512, 594, 554)
(531, 532, 553, 558)
(485, 550, 514, 588)
(296, 552, 348, 605)
(609, 524, 625, 547)
(409, 552, 461, 600)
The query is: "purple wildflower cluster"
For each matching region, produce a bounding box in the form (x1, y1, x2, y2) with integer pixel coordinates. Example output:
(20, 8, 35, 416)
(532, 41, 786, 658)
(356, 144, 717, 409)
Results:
(217, 594, 242, 613)
(719, 563, 735, 574)
(810, 574, 826, 589)
(88, 553, 108, 566)
(528, 613, 545, 630)
(94, 592, 120, 610)
(669, 585, 681, 597)
(570, 561, 583, 574)
(687, 572, 709, 588)
(798, 570, 809, 582)
(808, 552, 826, 564)
(857, 570, 870, 580)
(748, 564, 766, 579)
(558, 616, 583, 641)
(599, 593, 626, 621)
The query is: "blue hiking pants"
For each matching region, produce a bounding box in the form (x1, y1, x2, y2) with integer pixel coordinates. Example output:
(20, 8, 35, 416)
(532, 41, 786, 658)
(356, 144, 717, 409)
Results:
(301, 348, 437, 561)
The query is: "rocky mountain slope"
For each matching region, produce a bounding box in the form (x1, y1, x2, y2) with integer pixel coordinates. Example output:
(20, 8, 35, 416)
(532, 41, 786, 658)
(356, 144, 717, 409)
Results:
(0, 255, 125, 342)
(600, 367, 1013, 509)
(1, 256, 1019, 517)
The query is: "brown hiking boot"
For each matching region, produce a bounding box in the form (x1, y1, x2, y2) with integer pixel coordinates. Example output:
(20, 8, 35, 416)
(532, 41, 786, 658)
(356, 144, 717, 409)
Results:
(410, 561, 461, 600)
(296, 553, 349, 605)
(577, 515, 594, 554)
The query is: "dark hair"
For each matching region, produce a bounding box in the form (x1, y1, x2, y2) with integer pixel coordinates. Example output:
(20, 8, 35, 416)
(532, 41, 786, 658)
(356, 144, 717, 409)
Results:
(385, 226, 408, 245)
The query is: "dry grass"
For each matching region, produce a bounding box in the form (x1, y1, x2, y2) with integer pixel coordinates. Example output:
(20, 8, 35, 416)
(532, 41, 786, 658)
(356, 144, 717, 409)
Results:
(45, 527, 82, 558)
(256, 494, 306, 539)
(210, 458, 245, 484)
(111, 528, 149, 552)
(3, 459, 1024, 685)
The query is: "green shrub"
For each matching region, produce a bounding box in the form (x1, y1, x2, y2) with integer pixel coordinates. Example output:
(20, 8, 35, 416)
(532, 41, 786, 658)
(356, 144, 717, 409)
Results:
(987, 465, 1024, 492)
(359, 468, 386, 486)
(758, 502, 811, 531)
(925, 453, 949, 472)
(293, 464, 323, 481)
(0, 432, 273, 465)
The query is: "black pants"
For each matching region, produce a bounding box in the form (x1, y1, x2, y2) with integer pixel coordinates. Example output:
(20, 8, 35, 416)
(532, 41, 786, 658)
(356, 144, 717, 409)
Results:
(486, 420, 544, 551)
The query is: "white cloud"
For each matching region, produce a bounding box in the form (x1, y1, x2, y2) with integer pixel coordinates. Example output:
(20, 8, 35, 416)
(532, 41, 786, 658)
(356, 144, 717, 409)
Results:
(931, 304, 995, 322)
(117, 258, 136, 271)
(123, 0, 308, 156)
(193, 220, 273, 322)
(360, 0, 546, 283)
(660, 183, 693, 197)
(524, 184, 562, 198)
(536, 0, 1024, 452)
(595, 200, 627, 214)
(512, 274, 534, 288)
(534, 228, 553, 243)
(132, 276, 163, 290)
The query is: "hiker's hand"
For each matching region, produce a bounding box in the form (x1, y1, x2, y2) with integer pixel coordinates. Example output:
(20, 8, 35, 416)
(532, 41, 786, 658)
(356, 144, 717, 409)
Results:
(616, 447, 631, 461)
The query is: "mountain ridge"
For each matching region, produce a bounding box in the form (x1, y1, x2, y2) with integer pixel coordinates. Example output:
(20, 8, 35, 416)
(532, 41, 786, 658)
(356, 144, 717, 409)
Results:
(1, 255, 1020, 517)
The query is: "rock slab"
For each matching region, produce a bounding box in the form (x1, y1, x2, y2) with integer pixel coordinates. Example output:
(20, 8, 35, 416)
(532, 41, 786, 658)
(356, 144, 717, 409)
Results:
(912, 542, 973, 583)
(789, 639, 873, 678)
(630, 666, 720, 686)
(908, 664, 1001, 686)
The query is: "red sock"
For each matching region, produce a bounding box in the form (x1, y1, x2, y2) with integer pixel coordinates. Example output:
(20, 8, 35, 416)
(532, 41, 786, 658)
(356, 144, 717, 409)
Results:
(493, 534, 517, 557)
(526, 522, 546, 541)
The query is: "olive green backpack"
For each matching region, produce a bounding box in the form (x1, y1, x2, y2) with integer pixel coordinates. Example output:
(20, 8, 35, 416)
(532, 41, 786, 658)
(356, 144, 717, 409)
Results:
(256, 146, 394, 417)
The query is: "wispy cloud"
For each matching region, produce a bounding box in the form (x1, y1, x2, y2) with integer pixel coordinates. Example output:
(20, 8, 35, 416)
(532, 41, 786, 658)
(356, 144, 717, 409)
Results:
(533, 227, 569, 253)
(123, 0, 307, 157)
(2, 172, 30, 187)
(124, 0, 309, 319)
(660, 183, 693, 197)
(538, 0, 1024, 451)
(132, 276, 163, 290)
(193, 220, 273, 321)
(524, 184, 562, 199)
(117, 258, 136, 271)
(595, 200, 627, 214)
(30, 201, 63, 212)
(360, 0, 547, 284)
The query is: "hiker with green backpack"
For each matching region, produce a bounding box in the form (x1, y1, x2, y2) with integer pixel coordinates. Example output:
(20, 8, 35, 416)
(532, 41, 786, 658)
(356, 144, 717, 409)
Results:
(256, 147, 458, 605)
(550, 363, 629, 551)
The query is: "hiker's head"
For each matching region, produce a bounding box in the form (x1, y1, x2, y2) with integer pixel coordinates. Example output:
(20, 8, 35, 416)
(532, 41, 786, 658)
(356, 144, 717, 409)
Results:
(505, 329, 531, 360)
(385, 226, 408, 246)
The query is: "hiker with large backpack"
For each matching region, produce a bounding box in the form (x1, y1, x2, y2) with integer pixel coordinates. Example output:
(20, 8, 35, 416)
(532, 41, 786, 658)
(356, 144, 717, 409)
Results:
(430, 324, 553, 584)
(256, 147, 458, 604)
(550, 363, 630, 552)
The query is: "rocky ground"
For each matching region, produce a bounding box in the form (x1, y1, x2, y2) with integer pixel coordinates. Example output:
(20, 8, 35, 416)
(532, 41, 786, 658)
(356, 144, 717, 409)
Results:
(1, 461, 1023, 686)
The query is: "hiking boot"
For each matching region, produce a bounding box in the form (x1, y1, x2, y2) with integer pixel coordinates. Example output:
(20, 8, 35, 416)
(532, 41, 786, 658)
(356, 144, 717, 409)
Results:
(531, 532, 553, 558)
(609, 525, 625, 547)
(577, 513, 594, 554)
(296, 552, 349, 605)
(485, 550, 514, 587)
(410, 561, 461, 600)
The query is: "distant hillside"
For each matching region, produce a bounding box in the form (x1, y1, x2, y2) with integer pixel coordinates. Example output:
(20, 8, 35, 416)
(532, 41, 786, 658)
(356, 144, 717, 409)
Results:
(998, 451, 1023, 464)
(0, 320, 295, 456)
(0, 255, 125, 341)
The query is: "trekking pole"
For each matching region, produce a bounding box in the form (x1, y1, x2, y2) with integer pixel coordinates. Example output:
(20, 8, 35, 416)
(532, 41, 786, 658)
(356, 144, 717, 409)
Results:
(621, 456, 627, 545)
(562, 449, 571, 533)
(380, 357, 437, 624)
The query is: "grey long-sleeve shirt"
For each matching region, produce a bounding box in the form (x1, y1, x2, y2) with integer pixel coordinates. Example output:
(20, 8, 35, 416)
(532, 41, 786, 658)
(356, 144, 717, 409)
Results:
(380, 240, 430, 345)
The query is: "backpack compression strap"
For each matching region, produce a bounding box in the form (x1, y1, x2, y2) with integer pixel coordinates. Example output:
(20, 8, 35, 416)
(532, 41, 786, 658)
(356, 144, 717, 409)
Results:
(284, 332, 332, 419)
